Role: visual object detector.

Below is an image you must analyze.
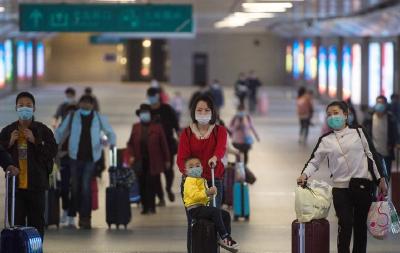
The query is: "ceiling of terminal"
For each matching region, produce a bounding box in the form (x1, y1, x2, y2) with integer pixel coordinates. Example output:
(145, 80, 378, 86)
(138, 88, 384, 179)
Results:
(0, 0, 399, 37)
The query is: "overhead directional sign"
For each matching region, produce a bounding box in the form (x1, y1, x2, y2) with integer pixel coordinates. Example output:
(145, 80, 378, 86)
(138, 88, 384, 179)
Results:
(19, 3, 193, 33)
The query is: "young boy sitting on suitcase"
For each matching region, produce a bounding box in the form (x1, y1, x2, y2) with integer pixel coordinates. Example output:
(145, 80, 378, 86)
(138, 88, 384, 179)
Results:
(184, 156, 240, 252)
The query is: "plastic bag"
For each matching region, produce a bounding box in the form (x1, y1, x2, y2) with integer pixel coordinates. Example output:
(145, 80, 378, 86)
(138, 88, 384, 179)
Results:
(235, 161, 246, 182)
(295, 180, 332, 222)
(367, 196, 390, 240)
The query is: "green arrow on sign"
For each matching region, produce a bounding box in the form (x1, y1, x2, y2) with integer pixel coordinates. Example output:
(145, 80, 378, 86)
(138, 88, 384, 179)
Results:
(30, 9, 43, 27)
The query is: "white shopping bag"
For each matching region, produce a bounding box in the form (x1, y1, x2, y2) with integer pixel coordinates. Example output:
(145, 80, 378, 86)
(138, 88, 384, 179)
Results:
(295, 180, 332, 222)
(368, 197, 390, 240)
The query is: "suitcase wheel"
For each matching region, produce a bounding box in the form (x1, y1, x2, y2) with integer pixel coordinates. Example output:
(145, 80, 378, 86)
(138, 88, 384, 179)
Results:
(124, 224, 127, 230)
(107, 223, 111, 229)
(116, 224, 120, 230)
(234, 216, 239, 222)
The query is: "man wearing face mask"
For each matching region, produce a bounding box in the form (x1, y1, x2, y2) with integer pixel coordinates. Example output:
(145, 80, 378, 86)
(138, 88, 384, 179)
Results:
(55, 95, 116, 229)
(363, 95, 397, 181)
(208, 79, 225, 114)
(0, 92, 57, 239)
(126, 104, 170, 214)
(146, 88, 180, 206)
(52, 87, 77, 129)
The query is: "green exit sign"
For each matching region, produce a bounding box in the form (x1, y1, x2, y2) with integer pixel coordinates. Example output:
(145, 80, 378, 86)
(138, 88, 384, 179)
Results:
(19, 3, 193, 33)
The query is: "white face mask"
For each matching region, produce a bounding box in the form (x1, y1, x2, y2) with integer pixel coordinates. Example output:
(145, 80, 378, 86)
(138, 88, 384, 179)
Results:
(195, 113, 212, 125)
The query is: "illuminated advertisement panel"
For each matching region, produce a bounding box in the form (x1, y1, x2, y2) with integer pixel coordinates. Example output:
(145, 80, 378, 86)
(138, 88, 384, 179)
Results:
(298, 42, 304, 77)
(293, 40, 300, 79)
(318, 46, 327, 95)
(5, 40, 13, 83)
(368, 42, 381, 106)
(328, 46, 338, 98)
(0, 43, 5, 88)
(304, 40, 317, 82)
(351, 44, 362, 105)
(26, 41, 33, 80)
(286, 44, 292, 74)
(381, 42, 394, 102)
(342, 44, 352, 101)
(37, 42, 45, 78)
(17, 41, 26, 81)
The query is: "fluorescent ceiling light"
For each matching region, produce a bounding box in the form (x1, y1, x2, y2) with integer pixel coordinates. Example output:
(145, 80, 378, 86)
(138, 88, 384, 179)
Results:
(233, 12, 274, 19)
(0, 7, 4, 12)
(242, 2, 293, 12)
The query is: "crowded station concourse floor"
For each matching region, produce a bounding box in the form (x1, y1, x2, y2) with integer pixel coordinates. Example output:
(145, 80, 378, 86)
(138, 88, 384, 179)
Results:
(0, 83, 399, 253)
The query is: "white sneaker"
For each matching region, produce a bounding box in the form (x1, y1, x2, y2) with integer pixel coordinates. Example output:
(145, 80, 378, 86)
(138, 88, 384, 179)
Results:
(67, 216, 76, 228)
(60, 210, 68, 224)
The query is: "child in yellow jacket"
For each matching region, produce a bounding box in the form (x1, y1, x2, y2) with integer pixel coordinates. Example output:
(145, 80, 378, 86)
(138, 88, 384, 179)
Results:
(183, 156, 239, 253)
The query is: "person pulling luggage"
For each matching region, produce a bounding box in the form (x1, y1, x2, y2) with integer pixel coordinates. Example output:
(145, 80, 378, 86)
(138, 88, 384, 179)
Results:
(0, 92, 58, 239)
(297, 101, 388, 253)
(55, 95, 116, 229)
(184, 156, 239, 252)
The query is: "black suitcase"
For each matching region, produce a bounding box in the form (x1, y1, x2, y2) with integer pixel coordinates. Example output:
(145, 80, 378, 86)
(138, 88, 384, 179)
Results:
(190, 165, 220, 253)
(45, 171, 60, 228)
(190, 219, 219, 253)
(105, 147, 131, 229)
(1, 172, 43, 253)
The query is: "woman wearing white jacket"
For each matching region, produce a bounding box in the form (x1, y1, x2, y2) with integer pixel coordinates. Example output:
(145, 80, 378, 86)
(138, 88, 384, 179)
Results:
(297, 101, 388, 253)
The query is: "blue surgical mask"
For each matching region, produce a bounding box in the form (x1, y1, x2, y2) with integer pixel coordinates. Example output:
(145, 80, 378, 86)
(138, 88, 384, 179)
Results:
(148, 95, 159, 105)
(17, 107, 34, 120)
(237, 111, 246, 117)
(139, 112, 151, 123)
(347, 114, 354, 125)
(80, 109, 92, 116)
(187, 166, 203, 178)
(327, 115, 346, 130)
(374, 103, 386, 113)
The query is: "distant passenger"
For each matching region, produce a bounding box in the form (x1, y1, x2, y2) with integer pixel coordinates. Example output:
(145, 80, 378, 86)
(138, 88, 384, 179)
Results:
(234, 73, 248, 106)
(345, 97, 359, 128)
(0, 92, 57, 239)
(363, 95, 397, 181)
(298, 101, 388, 253)
(208, 79, 225, 114)
(296, 87, 313, 145)
(246, 70, 262, 114)
(389, 93, 400, 136)
(229, 104, 260, 166)
(171, 91, 185, 124)
(52, 87, 77, 129)
(84, 87, 100, 112)
(126, 104, 170, 214)
(55, 95, 116, 229)
(147, 87, 180, 205)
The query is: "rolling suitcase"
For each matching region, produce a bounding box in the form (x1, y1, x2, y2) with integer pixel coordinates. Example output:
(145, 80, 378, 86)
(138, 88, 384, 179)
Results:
(190, 164, 220, 253)
(223, 162, 235, 207)
(392, 158, 400, 213)
(291, 219, 330, 253)
(106, 147, 131, 229)
(1, 172, 43, 253)
(233, 182, 250, 221)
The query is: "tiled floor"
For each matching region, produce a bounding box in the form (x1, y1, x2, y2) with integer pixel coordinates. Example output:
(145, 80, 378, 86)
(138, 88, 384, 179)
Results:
(0, 83, 399, 253)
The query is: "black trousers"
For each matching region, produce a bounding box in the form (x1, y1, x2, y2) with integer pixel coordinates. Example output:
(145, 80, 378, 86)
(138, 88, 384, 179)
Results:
(156, 153, 175, 201)
(299, 118, 310, 141)
(14, 189, 45, 240)
(138, 162, 158, 212)
(60, 156, 71, 211)
(189, 206, 231, 238)
(332, 186, 373, 253)
(233, 143, 251, 165)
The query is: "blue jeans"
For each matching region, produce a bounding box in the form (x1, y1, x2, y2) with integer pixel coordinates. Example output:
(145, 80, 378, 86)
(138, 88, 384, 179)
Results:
(69, 160, 96, 218)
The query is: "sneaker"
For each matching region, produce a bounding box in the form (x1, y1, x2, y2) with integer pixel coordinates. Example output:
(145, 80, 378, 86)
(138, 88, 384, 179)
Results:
(60, 210, 68, 224)
(157, 199, 166, 207)
(218, 236, 240, 253)
(167, 191, 175, 202)
(66, 216, 76, 228)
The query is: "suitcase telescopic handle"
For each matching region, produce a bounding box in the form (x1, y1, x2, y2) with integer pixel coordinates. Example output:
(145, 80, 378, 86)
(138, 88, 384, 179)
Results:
(109, 146, 117, 167)
(4, 171, 15, 228)
(210, 163, 216, 208)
